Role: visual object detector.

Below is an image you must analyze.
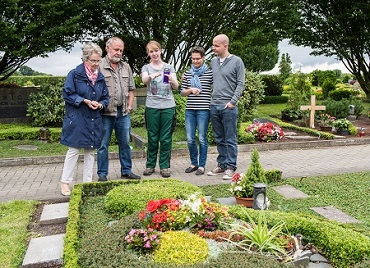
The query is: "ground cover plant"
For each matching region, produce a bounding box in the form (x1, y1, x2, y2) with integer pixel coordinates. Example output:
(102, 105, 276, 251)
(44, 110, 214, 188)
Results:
(0, 200, 37, 268)
(62, 174, 370, 267)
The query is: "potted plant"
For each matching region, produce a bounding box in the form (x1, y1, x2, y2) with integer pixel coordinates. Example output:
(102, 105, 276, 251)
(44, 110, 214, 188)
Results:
(332, 118, 351, 135)
(317, 113, 335, 131)
(229, 149, 267, 207)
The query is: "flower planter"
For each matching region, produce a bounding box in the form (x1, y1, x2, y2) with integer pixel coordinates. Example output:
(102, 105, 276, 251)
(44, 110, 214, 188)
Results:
(234, 196, 254, 208)
(336, 129, 349, 135)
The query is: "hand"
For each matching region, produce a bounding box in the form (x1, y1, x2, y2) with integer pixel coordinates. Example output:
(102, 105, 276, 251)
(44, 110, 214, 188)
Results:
(85, 99, 100, 110)
(224, 102, 235, 109)
(150, 72, 162, 80)
(190, 87, 201, 95)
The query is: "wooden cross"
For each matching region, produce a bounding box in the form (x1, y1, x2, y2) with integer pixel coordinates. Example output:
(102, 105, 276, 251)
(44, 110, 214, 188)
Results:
(300, 95, 326, 128)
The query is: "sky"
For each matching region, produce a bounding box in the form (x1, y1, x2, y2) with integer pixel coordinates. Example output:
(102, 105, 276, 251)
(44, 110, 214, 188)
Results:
(26, 39, 349, 76)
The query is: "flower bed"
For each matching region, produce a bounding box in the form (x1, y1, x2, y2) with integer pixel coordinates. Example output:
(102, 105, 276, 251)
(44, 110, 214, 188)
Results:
(246, 122, 284, 142)
(63, 179, 370, 268)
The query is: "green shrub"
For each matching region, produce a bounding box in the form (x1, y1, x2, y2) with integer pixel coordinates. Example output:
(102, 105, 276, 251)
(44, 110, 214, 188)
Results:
(26, 81, 65, 127)
(130, 105, 145, 127)
(324, 98, 364, 119)
(328, 89, 354, 100)
(238, 71, 266, 123)
(4, 76, 65, 87)
(230, 207, 370, 267)
(322, 79, 336, 98)
(265, 170, 283, 183)
(153, 231, 209, 265)
(174, 92, 186, 128)
(262, 95, 289, 104)
(104, 179, 201, 218)
(260, 75, 283, 96)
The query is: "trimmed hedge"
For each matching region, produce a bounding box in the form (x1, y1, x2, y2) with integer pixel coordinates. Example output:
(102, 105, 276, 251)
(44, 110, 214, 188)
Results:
(104, 179, 201, 218)
(230, 207, 370, 267)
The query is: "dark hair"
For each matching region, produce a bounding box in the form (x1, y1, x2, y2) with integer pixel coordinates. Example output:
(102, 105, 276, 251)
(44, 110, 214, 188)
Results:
(190, 46, 205, 57)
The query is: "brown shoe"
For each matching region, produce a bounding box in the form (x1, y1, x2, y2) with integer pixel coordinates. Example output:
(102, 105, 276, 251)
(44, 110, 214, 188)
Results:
(207, 166, 225, 176)
(160, 169, 171, 178)
(143, 168, 155, 176)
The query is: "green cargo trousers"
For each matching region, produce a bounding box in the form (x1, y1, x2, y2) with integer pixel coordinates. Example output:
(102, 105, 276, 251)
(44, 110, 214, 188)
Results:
(145, 107, 176, 169)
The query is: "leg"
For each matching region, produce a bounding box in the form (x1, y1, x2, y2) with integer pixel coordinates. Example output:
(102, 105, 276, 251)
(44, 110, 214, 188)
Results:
(115, 110, 133, 175)
(60, 147, 80, 195)
(221, 106, 238, 170)
(158, 107, 175, 170)
(185, 109, 198, 167)
(61, 147, 80, 184)
(196, 109, 210, 168)
(210, 105, 227, 170)
(97, 115, 115, 177)
(82, 148, 95, 182)
(145, 107, 160, 168)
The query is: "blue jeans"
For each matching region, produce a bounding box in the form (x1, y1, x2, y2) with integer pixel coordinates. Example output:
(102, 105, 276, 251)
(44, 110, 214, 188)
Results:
(97, 110, 132, 176)
(185, 109, 210, 168)
(210, 105, 238, 170)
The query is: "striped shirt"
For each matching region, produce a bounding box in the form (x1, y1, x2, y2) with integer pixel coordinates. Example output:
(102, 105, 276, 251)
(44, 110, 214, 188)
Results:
(180, 69, 213, 110)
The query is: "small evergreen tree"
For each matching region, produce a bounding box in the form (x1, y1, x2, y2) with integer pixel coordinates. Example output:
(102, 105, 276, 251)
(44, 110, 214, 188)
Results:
(242, 149, 267, 197)
(278, 53, 292, 83)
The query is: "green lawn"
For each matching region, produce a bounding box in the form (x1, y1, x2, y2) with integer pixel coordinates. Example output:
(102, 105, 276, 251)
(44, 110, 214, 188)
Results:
(0, 200, 37, 268)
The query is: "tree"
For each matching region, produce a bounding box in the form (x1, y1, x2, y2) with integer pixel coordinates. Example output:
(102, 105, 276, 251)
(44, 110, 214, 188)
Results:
(84, 0, 292, 73)
(287, 0, 370, 98)
(0, 0, 89, 81)
(278, 53, 292, 82)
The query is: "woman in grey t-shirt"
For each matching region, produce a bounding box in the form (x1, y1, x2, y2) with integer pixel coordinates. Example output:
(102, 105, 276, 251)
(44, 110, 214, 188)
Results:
(141, 40, 179, 178)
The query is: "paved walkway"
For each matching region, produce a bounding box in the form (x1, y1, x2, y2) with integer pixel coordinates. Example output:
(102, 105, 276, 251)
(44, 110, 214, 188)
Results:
(1, 141, 370, 203)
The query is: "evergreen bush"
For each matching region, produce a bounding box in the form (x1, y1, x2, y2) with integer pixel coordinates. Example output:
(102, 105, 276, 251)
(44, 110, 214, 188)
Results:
(26, 81, 65, 127)
(260, 75, 283, 96)
(104, 179, 201, 218)
(322, 78, 336, 98)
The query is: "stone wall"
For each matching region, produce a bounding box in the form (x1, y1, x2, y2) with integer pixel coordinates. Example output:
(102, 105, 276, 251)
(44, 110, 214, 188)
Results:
(0, 86, 38, 123)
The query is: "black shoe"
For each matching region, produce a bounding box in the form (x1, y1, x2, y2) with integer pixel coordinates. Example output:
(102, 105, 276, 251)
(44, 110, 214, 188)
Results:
(98, 176, 107, 182)
(185, 166, 199, 173)
(121, 173, 141, 180)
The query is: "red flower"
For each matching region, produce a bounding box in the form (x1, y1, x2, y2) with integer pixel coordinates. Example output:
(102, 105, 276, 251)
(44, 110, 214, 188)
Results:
(146, 200, 162, 212)
(231, 172, 241, 182)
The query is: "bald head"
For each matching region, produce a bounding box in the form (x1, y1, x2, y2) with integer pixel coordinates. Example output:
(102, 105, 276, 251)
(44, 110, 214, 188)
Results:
(212, 34, 229, 57)
(214, 34, 229, 45)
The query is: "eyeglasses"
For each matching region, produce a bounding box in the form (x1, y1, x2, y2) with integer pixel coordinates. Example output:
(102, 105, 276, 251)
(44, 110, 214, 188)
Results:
(87, 58, 102, 64)
(191, 57, 203, 61)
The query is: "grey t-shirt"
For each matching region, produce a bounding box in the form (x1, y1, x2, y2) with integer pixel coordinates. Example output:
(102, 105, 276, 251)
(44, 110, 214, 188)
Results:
(141, 63, 176, 109)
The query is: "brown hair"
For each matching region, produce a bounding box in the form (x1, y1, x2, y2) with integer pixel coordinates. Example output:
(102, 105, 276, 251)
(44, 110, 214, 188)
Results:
(190, 46, 205, 57)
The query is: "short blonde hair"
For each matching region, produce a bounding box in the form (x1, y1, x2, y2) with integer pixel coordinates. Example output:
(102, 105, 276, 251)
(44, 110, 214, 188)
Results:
(82, 42, 102, 61)
(146, 40, 162, 53)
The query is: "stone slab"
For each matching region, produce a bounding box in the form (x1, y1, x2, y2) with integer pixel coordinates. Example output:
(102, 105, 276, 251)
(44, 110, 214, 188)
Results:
(273, 185, 309, 199)
(22, 234, 65, 268)
(285, 135, 318, 140)
(13, 145, 38, 151)
(40, 202, 69, 225)
(217, 197, 237, 206)
(310, 206, 361, 223)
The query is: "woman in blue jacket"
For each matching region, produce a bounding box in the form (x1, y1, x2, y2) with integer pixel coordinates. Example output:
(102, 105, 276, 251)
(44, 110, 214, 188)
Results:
(60, 42, 109, 196)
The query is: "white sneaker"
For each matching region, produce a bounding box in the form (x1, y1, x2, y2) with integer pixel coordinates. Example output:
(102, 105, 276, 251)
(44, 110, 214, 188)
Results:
(222, 169, 235, 180)
(207, 166, 225, 176)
